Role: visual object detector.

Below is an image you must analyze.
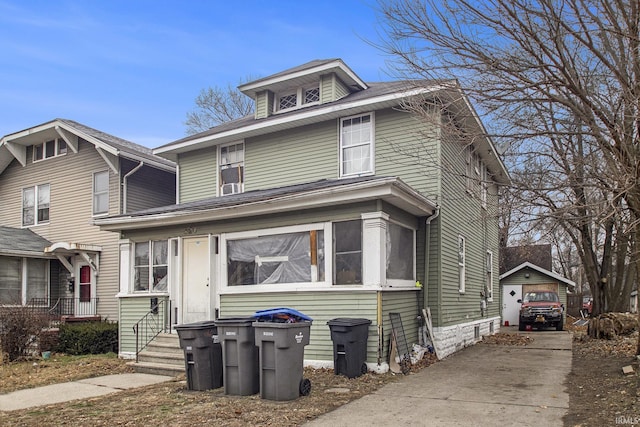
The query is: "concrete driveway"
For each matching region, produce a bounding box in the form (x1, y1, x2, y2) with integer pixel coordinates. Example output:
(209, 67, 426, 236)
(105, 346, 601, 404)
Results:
(306, 330, 572, 427)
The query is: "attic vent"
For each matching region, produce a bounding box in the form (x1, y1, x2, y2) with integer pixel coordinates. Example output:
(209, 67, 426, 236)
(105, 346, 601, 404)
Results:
(279, 93, 297, 110)
(305, 87, 320, 104)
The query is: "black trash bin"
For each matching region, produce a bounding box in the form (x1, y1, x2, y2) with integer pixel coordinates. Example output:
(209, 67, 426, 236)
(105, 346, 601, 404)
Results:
(215, 317, 259, 396)
(327, 318, 371, 378)
(174, 320, 222, 391)
(253, 308, 313, 401)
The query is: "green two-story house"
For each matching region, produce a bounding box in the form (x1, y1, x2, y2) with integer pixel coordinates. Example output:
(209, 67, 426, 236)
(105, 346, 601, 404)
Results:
(96, 59, 510, 370)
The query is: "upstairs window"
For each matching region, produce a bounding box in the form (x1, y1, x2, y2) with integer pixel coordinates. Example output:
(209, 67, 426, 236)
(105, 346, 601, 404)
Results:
(340, 113, 373, 176)
(486, 250, 494, 300)
(33, 139, 67, 162)
(93, 171, 109, 215)
(22, 184, 50, 226)
(304, 87, 320, 103)
(220, 143, 244, 195)
(458, 235, 466, 293)
(279, 93, 298, 110)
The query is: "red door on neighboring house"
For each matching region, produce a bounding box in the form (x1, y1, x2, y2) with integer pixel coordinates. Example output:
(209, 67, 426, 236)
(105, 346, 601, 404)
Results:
(79, 266, 91, 302)
(75, 263, 96, 316)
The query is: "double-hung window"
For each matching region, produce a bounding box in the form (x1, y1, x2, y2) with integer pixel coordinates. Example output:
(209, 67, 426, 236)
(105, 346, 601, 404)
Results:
(458, 235, 466, 293)
(220, 143, 244, 195)
(22, 184, 50, 226)
(93, 171, 109, 215)
(134, 240, 168, 292)
(340, 113, 373, 176)
(486, 250, 494, 300)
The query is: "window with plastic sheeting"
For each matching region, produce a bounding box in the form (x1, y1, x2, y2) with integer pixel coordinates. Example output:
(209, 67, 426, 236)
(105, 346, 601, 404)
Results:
(386, 222, 414, 281)
(227, 230, 325, 286)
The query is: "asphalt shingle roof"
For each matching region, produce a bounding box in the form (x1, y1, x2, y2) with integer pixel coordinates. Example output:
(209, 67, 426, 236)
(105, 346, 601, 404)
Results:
(0, 226, 50, 255)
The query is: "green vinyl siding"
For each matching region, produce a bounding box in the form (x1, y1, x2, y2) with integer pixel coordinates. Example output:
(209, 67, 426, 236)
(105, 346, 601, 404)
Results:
(375, 108, 441, 201)
(381, 291, 420, 361)
(178, 148, 217, 203)
(255, 90, 274, 119)
(434, 131, 501, 328)
(320, 73, 350, 104)
(119, 296, 165, 354)
(220, 291, 378, 362)
(245, 121, 338, 190)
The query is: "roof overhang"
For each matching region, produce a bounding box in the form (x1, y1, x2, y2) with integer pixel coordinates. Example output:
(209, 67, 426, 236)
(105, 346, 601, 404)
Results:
(238, 59, 368, 98)
(94, 177, 437, 231)
(499, 261, 576, 289)
(154, 85, 450, 160)
(0, 119, 174, 174)
(45, 242, 103, 253)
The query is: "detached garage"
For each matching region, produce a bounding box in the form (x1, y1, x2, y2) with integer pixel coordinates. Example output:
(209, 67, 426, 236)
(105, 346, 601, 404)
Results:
(500, 262, 576, 326)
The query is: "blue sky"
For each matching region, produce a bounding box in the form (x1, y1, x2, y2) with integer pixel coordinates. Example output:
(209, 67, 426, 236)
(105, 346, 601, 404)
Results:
(0, 0, 393, 147)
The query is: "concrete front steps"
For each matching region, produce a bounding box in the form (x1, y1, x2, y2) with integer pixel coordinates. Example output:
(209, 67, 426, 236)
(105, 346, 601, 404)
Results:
(128, 333, 185, 377)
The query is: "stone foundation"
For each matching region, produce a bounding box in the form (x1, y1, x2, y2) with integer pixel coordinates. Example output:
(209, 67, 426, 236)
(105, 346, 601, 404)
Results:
(432, 316, 500, 358)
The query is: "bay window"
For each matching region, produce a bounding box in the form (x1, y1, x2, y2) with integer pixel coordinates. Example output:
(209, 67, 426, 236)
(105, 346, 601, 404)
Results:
(334, 220, 362, 285)
(386, 222, 414, 280)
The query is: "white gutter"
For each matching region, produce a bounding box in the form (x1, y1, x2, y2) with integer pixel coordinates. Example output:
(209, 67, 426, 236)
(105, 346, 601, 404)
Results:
(122, 161, 144, 213)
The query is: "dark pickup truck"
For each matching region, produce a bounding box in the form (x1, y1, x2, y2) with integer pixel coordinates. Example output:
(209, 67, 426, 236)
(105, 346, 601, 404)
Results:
(518, 290, 564, 331)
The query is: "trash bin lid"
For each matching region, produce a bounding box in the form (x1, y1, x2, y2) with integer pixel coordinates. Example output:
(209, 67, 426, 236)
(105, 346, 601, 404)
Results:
(174, 320, 218, 330)
(327, 318, 372, 327)
(254, 307, 313, 322)
(214, 316, 256, 326)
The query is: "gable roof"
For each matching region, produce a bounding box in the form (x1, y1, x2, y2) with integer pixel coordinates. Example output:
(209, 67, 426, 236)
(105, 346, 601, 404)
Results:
(0, 226, 51, 257)
(0, 118, 175, 174)
(499, 261, 576, 289)
(94, 175, 437, 231)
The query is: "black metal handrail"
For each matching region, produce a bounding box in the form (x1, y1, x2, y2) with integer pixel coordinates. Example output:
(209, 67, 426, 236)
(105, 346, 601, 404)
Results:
(133, 297, 172, 362)
(27, 297, 99, 319)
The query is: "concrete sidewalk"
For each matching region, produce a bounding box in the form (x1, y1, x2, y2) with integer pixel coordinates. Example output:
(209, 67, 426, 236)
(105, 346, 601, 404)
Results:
(0, 373, 174, 411)
(305, 330, 572, 427)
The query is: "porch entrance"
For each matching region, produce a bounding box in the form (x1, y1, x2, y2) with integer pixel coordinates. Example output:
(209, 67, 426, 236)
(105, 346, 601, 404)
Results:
(181, 237, 212, 324)
(75, 261, 97, 317)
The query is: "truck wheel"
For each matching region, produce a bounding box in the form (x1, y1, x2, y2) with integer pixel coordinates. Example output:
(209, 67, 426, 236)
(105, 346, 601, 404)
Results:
(556, 321, 563, 331)
(518, 322, 525, 331)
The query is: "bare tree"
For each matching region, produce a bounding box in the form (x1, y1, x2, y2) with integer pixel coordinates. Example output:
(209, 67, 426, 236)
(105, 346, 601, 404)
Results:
(378, 0, 640, 326)
(185, 80, 255, 134)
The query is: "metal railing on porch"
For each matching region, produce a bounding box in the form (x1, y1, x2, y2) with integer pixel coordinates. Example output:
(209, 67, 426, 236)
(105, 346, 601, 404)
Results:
(133, 297, 172, 362)
(27, 297, 99, 320)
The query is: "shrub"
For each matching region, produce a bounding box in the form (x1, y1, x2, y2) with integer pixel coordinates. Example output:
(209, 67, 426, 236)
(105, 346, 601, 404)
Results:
(0, 305, 49, 362)
(56, 321, 118, 355)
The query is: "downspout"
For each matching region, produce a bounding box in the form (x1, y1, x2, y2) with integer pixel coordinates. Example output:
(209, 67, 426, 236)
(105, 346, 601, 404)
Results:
(423, 207, 440, 317)
(122, 161, 144, 214)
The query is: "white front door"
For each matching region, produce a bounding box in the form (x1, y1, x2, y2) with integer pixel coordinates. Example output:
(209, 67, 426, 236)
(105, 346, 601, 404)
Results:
(75, 262, 96, 317)
(181, 237, 211, 324)
(502, 284, 522, 326)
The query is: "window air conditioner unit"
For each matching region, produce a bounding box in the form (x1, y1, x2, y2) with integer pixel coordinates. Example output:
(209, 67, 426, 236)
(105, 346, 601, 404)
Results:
(221, 183, 241, 195)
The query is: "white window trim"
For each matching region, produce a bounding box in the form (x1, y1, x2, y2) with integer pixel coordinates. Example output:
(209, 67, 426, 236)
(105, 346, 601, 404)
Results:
(339, 112, 375, 178)
(458, 235, 466, 294)
(220, 222, 334, 294)
(274, 86, 320, 113)
(22, 184, 50, 227)
(385, 218, 417, 289)
(131, 240, 169, 294)
(486, 249, 494, 302)
(218, 141, 245, 196)
(93, 171, 110, 216)
(481, 164, 488, 209)
(32, 138, 67, 163)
